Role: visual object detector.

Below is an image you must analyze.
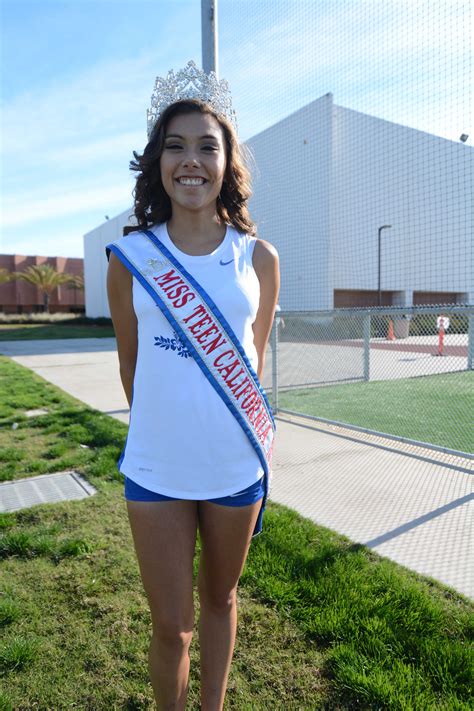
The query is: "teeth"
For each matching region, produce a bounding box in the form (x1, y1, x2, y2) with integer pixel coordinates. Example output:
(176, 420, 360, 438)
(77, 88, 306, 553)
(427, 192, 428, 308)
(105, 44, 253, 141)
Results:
(178, 178, 205, 185)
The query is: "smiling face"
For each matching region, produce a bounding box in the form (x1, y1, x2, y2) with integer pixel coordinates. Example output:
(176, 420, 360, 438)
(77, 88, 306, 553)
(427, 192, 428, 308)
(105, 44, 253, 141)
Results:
(159, 111, 227, 217)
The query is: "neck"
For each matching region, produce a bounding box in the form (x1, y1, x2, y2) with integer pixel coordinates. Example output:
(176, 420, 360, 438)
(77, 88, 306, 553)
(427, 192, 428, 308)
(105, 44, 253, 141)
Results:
(167, 207, 226, 246)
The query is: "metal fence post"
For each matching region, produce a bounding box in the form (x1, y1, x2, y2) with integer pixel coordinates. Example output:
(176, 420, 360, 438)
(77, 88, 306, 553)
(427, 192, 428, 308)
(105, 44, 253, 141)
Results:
(363, 312, 371, 381)
(468, 314, 474, 371)
(271, 316, 279, 413)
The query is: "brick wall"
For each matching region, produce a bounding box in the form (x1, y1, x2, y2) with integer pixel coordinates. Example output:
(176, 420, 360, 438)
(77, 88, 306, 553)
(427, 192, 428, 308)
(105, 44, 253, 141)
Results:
(0, 254, 85, 314)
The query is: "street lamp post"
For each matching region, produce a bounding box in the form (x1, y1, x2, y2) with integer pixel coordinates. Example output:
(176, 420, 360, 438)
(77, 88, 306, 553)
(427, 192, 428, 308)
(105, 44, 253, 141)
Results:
(378, 225, 392, 307)
(201, 0, 218, 76)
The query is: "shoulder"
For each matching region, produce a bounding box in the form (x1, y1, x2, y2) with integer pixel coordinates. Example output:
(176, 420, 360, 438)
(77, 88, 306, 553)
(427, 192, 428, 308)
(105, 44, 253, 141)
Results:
(106, 230, 144, 284)
(107, 229, 145, 250)
(252, 237, 279, 280)
(106, 229, 147, 263)
(230, 226, 279, 278)
(107, 251, 133, 292)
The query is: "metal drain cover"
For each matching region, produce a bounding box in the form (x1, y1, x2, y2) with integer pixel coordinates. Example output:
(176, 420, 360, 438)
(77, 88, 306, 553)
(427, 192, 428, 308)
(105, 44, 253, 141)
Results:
(0, 471, 97, 513)
(25, 408, 49, 418)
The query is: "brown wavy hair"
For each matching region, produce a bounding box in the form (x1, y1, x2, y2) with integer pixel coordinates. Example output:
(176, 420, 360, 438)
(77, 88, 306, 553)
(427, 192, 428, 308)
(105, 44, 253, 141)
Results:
(123, 99, 257, 236)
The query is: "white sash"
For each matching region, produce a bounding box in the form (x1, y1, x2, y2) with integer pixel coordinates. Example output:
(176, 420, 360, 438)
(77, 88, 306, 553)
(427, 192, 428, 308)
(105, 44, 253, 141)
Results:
(106, 229, 276, 498)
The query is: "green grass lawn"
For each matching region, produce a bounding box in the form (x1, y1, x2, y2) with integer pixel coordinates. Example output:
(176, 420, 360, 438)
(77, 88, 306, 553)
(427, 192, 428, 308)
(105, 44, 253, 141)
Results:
(279, 371, 474, 453)
(1, 356, 473, 710)
(0, 323, 115, 340)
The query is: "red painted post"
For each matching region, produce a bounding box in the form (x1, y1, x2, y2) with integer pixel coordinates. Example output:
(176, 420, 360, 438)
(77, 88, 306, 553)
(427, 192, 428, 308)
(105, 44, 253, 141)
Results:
(387, 319, 395, 341)
(438, 317, 445, 356)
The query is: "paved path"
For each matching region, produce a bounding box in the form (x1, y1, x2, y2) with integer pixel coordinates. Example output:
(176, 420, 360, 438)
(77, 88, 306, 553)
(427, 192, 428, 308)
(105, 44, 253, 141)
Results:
(1, 338, 472, 599)
(276, 338, 469, 388)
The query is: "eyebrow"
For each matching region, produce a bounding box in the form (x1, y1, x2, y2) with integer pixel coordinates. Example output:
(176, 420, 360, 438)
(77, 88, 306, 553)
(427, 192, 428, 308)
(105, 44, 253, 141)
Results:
(164, 133, 220, 141)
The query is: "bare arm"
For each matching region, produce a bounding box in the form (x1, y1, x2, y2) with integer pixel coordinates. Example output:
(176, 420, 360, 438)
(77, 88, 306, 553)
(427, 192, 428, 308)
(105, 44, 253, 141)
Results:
(106, 252, 138, 407)
(252, 239, 280, 381)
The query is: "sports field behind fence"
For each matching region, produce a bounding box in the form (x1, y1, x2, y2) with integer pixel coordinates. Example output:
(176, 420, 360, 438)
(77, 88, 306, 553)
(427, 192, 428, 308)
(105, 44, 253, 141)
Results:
(266, 305, 473, 456)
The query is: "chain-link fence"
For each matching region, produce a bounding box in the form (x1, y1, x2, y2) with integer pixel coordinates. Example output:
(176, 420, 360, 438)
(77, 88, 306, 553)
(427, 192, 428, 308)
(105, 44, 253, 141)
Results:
(262, 304, 473, 457)
(258, 304, 473, 597)
(217, 0, 473, 597)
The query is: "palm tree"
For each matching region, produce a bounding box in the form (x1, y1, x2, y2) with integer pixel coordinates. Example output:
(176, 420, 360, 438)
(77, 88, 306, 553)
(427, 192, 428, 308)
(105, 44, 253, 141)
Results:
(65, 274, 85, 308)
(0, 268, 14, 284)
(13, 264, 74, 313)
(66, 274, 84, 290)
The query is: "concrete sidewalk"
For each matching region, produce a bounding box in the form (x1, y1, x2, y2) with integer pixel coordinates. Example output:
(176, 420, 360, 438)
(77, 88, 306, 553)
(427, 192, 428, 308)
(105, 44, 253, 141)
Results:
(2, 338, 472, 599)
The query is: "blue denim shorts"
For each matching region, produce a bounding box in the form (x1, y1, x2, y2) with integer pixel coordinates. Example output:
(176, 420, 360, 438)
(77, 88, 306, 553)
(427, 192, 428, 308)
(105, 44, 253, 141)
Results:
(124, 475, 265, 507)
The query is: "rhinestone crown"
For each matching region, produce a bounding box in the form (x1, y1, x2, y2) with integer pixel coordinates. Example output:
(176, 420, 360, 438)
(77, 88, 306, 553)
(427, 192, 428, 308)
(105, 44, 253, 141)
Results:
(146, 60, 238, 140)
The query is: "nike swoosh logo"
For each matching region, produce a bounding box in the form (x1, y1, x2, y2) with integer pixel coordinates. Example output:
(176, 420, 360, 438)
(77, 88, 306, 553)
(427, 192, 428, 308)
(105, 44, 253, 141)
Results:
(219, 258, 234, 266)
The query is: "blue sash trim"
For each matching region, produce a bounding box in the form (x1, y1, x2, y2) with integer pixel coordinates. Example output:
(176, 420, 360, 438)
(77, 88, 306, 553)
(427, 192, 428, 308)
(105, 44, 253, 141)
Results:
(141, 229, 275, 429)
(107, 242, 274, 481)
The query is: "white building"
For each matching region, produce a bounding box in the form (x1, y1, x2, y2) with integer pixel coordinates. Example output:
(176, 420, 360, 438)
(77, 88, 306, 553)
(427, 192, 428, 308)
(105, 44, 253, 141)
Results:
(84, 93, 472, 317)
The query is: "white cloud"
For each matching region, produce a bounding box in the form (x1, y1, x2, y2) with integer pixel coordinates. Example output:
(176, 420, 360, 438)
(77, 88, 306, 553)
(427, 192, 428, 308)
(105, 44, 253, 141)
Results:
(0, 7, 204, 239)
(2, 228, 88, 259)
(2, 180, 132, 228)
(0, 2, 202, 254)
(1, 51, 156, 158)
(15, 130, 145, 172)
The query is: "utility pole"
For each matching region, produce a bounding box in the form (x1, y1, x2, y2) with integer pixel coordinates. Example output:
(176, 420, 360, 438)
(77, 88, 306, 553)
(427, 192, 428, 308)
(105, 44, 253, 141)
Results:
(201, 0, 218, 76)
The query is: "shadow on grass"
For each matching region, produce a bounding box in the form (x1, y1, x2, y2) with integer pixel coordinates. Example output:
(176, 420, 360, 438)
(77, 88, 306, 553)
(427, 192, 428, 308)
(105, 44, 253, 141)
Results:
(0, 406, 126, 486)
(25, 407, 125, 448)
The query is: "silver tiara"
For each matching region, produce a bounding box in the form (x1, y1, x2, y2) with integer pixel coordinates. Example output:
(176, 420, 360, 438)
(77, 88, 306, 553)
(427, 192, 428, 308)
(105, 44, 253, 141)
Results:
(146, 60, 238, 139)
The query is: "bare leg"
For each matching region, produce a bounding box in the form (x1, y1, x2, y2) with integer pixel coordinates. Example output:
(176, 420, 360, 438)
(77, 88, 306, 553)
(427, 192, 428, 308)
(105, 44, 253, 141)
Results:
(197, 498, 262, 711)
(126, 499, 198, 710)
(148, 630, 192, 711)
(198, 591, 238, 709)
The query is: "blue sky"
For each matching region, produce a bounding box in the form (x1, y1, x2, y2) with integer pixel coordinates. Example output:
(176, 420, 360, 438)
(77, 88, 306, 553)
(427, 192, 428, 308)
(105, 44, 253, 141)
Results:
(1, 0, 471, 258)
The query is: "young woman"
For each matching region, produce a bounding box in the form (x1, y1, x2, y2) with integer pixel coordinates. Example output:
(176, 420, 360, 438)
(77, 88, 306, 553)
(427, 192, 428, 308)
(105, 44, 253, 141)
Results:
(106, 63, 280, 711)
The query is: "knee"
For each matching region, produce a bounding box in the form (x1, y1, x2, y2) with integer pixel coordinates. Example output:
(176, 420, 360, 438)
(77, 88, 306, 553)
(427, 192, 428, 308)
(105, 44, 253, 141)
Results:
(199, 586, 237, 614)
(152, 624, 193, 652)
(151, 612, 194, 651)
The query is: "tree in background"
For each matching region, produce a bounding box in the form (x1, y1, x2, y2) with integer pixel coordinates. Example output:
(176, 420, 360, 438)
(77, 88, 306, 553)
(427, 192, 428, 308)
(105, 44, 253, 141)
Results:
(13, 264, 75, 313)
(66, 274, 84, 291)
(0, 268, 14, 284)
(65, 274, 85, 308)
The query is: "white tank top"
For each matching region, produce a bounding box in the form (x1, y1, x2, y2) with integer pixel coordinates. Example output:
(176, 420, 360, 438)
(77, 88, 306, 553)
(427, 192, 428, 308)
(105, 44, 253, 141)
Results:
(117, 221, 265, 497)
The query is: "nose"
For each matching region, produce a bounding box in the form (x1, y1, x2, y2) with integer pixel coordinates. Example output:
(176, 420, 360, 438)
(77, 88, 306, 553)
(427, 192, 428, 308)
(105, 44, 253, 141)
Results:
(181, 148, 200, 168)
(182, 156, 200, 168)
